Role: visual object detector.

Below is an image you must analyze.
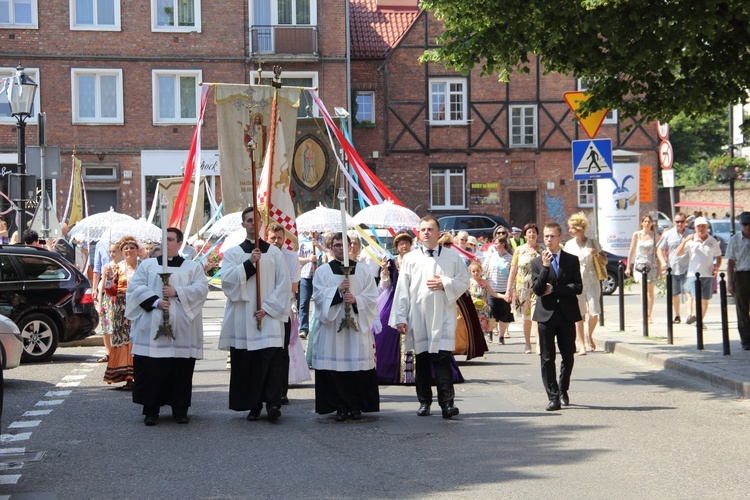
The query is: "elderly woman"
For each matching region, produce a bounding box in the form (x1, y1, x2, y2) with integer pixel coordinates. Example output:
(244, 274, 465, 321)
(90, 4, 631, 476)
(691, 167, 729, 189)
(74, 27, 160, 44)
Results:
(563, 212, 607, 354)
(104, 236, 140, 389)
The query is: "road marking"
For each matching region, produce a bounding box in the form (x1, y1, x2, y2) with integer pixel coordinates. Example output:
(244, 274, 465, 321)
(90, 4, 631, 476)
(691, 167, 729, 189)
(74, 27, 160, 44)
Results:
(22, 410, 52, 417)
(8, 421, 41, 429)
(0, 433, 31, 443)
(35, 400, 64, 406)
(45, 390, 71, 397)
(0, 449, 25, 454)
(0, 475, 21, 485)
(56, 382, 80, 387)
(62, 375, 86, 381)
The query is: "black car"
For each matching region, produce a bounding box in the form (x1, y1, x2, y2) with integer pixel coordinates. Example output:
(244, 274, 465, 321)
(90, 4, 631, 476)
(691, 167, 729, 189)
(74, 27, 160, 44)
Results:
(602, 251, 628, 295)
(436, 213, 511, 240)
(0, 245, 99, 362)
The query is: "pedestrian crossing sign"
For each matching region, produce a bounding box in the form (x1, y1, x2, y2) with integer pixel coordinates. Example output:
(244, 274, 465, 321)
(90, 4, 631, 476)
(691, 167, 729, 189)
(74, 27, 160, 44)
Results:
(572, 139, 613, 180)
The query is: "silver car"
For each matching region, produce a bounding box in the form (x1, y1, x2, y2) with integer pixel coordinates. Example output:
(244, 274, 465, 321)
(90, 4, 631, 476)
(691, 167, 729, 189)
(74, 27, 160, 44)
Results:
(0, 314, 23, 370)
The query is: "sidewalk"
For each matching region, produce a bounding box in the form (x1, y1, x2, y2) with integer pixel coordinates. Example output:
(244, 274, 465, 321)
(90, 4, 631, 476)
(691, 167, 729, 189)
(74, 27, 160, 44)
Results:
(594, 291, 750, 398)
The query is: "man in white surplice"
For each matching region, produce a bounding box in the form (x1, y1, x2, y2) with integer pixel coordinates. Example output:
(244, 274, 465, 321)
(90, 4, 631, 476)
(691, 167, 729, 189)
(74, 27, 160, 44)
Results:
(219, 207, 291, 423)
(127, 227, 209, 426)
(390, 216, 470, 419)
(312, 232, 380, 421)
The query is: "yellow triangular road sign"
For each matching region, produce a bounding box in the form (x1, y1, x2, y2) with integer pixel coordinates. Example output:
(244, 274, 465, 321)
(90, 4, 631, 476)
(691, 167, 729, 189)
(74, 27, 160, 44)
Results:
(563, 91, 609, 139)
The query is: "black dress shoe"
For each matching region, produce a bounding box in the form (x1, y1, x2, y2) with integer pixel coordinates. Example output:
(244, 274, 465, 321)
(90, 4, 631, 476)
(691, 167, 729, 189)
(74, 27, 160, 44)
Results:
(246, 409, 261, 421)
(144, 415, 159, 426)
(267, 406, 281, 422)
(546, 400, 561, 411)
(349, 409, 362, 420)
(743, 345, 750, 351)
(561, 392, 570, 406)
(334, 410, 348, 422)
(175, 415, 190, 424)
(416, 403, 431, 416)
(280, 395, 290, 405)
(441, 405, 459, 419)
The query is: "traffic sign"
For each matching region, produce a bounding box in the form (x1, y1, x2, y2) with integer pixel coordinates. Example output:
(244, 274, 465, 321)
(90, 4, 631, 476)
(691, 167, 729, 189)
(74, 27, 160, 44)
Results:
(572, 139, 613, 180)
(659, 140, 674, 169)
(563, 91, 609, 138)
(662, 169, 675, 188)
(657, 121, 670, 140)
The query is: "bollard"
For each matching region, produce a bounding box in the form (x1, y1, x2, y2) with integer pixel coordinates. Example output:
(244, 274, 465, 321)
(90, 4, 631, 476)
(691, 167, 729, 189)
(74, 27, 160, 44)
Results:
(695, 272, 704, 350)
(618, 261, 625, 331)
(641, 266, 649, 337)
(666, 267, 673, 345)
(719, 273, 731, 356)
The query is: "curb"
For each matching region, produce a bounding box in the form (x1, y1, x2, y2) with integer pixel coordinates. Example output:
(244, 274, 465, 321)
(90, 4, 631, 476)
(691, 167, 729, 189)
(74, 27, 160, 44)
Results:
(603, 338, 750, 399)
(61, 334, 104, 348)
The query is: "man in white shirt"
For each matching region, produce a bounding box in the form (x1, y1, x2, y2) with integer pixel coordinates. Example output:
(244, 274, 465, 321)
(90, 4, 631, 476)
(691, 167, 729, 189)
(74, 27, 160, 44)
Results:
(726, 212, 750, 350)
(676, 217, 722, 326)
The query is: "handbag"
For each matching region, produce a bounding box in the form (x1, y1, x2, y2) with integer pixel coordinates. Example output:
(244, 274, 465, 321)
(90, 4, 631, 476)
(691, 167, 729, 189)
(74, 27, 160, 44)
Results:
(593, 254, 607, 281)
(472, 297, 485, 309)
(634, 262, 651, 274)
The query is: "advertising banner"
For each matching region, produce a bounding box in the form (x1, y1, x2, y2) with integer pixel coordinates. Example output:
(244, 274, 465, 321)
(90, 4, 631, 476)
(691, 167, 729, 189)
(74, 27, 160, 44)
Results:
(597, 162, 641, 256)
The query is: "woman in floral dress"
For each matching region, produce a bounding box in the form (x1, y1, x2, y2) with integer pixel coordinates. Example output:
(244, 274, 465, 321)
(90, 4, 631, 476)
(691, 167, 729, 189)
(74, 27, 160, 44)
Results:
(104, 236, 139, 389)
(96, 243, 122, 363)
(505, 223, 542, 353)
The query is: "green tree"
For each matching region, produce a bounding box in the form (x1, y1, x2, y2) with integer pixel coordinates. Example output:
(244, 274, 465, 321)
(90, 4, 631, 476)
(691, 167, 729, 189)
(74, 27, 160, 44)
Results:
(669, 110, 728, 187)
(419, 0, 750, 124)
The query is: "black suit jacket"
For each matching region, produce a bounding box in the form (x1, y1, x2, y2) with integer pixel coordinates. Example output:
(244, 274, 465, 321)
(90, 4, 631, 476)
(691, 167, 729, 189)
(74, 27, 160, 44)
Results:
(530, 250, 583, 323)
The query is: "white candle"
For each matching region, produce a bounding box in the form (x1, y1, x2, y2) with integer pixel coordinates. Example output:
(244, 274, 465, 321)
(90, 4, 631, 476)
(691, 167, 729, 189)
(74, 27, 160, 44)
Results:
(160, 198, 168, 274)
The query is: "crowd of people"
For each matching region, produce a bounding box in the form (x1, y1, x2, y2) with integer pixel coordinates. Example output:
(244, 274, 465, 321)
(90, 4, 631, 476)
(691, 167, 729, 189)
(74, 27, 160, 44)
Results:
(10, 202, 750, 424)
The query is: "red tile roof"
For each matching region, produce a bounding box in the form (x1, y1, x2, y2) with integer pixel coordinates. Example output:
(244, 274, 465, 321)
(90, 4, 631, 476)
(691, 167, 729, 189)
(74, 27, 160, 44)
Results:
(351, 0, 420, 59)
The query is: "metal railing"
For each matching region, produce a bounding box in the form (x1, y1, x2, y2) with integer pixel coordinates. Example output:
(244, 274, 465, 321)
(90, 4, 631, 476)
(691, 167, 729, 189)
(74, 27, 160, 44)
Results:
(249, 25, 319, 57)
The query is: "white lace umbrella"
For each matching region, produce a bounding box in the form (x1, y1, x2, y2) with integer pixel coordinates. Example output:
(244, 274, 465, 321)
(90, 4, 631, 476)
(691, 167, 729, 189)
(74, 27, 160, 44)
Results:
(351, 200, 420, 231)
(207, 211, 243, 238)
(69, 208, 134, 242)
(220, 228, 248, 253)
(296, 205, 354, 234)
(102, 218, 162, 246)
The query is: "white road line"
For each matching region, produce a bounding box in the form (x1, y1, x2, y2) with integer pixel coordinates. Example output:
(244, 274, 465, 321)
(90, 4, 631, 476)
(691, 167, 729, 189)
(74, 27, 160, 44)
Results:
(0, 475, 21, 485)
(45, 390, 72, 397)
(35, 400, 64, 406)
(8, 421, 41, 429)
(22, 410, 52, 417)
(62, 375, 86, 381)
(0, 448, 25, 454)
(0, 433, 31, 443)
(56, 382, 80, 387)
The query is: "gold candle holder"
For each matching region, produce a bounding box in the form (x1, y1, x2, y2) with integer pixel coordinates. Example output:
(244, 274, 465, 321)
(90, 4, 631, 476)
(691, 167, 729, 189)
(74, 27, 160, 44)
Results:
(154, 272, 175, 340)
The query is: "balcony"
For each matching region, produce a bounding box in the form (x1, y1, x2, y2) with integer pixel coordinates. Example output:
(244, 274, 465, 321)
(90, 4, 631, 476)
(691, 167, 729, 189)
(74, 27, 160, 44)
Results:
(249, 25, 319, 60)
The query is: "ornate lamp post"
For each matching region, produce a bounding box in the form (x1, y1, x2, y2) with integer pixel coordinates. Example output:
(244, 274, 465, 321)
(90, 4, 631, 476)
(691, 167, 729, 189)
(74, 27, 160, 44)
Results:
(6, 65, 38, 235)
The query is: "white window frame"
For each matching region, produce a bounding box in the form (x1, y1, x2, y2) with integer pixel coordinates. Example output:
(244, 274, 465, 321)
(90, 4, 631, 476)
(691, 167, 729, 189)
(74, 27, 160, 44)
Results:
(576, 78, 618, 124)
(69, 0, 121, 31)
(249, 0, 317, 26)
(0, 0, 38, 28)
(251, 70, 318, 117)
(429, 78, 467, 126)
(577, 179, 595, 207)
(152, 69, 202, 125)
(430, 167, 466, 210)
(0, 67, 40, 125)
(509, 104, 537, 148)
(71, 68, 124, 125)
(151, 0, 201, 33)
(355, 91, 375, 124)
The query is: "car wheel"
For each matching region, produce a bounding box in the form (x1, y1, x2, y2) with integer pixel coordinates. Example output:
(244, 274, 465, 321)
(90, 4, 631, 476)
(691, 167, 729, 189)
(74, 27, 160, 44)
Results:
(602, 271, 618, 296)
(19, 313, 59, 363)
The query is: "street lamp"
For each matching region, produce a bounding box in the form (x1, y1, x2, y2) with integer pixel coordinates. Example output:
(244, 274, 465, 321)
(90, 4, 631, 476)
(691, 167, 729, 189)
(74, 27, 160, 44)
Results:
(6, 65, 38, 236)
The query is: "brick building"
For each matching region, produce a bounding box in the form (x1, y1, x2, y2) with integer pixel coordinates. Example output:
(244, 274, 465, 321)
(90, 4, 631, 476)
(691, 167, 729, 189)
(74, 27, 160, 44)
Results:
(0, 0, 660, 235)
(350, 0, 660, 229)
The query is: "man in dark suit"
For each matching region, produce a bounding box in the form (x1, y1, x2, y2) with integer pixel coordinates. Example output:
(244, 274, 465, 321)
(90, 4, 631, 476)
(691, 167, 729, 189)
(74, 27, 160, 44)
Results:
(531, 222, 583, 411)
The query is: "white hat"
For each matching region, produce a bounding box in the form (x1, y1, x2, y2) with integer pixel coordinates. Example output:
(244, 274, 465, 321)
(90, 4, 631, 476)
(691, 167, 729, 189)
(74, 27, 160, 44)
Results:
(694, 216, 709, 226)
(467, 236, 478, 247)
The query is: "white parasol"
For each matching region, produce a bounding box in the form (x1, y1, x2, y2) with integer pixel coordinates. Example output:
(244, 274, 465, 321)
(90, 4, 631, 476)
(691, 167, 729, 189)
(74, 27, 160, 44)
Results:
(220, 228, 248, 253)
(296, 204, 354, 234)
(69, 208, 134, 243)
(101, 218, 163, 246)
(351, 200, 420, 231)
(207, 211, 243, 238)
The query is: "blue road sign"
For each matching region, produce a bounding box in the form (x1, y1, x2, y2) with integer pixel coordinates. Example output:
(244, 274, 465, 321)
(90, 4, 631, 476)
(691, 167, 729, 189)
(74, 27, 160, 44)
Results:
(572, 139, 613, 180)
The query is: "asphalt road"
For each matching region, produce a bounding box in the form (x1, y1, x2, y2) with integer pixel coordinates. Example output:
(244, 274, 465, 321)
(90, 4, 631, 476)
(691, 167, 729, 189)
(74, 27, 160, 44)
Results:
(1, 291, 749, 499)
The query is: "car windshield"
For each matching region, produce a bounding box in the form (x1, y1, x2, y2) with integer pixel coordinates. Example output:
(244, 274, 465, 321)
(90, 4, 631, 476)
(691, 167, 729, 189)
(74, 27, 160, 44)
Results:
(711, 221, 739, 233)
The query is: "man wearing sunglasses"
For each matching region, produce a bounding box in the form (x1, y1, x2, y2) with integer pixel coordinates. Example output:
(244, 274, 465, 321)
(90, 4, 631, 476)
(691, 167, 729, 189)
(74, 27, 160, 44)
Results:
(657, 212, 693, 323)
(726, 212, 750, 350)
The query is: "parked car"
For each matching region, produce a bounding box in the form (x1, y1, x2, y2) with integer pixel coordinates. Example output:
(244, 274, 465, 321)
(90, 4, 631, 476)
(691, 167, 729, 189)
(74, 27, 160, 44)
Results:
(602, 251, 628, 296)
(436, 214, 511, 240)
(0, 245, 99, 362)
(656, 211, 672, 234)
(0, 313, 23, 370)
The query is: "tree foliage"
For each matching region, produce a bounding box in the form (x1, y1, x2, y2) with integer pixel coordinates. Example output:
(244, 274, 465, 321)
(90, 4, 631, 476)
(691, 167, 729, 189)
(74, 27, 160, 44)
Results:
(419, 0, 750, 125)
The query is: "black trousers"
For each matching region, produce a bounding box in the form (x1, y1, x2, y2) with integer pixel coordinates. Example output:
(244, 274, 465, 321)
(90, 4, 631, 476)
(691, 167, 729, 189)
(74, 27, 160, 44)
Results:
(415, 350, 454, 408)
(733, 271, 750, 347)
(538, 310, 576, 402)
(228, 347, 283, 411)
(280, 319, 291, 397)
(132, 355, 196, 417)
